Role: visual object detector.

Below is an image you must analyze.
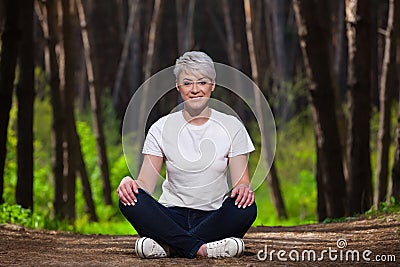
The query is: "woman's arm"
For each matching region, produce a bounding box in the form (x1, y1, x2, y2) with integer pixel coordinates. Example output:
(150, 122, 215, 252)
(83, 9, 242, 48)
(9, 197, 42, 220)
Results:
(117, 154, 163, 205)
(228, 154, 255, 208)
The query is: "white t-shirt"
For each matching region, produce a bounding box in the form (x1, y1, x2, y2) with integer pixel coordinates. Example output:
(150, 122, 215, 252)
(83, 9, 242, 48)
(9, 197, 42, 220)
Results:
(142, 108, 255, 210)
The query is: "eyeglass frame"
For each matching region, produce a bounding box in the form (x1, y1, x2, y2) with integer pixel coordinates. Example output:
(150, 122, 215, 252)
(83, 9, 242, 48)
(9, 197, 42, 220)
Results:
(177, 78, 215, 89)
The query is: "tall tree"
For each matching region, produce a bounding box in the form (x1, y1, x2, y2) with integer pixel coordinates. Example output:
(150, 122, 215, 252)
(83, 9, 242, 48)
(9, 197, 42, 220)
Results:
(44, 0, 65, 218)
(345, 0, 373, 215)
(265, 0, 289, 83)
(137, 0, 162, 173)
(293, 0, 346, 219)
(113, 0, 139, 110)
(83, 0, 121, 99)
(264, 0, 291, 121)
(315, 150, 327, 221)
(61, 0, 97, 221)
(74, 129, 98, 222)
(127, 0, 143, 99)
(332, 0, 347, 101)
(331, 0, 349, 182)
(244, 0, 287, 219)
(76, 0, 112, 206)
(375, 0, 399, 208)
(62, 0, 78, 221)
(390, 0, 400, 204)
(392, 96, 400, 204)
(0, 0, 21, 204)
(217, 0, 239, 112)
(15, 0, 35, 209)
(370, 0, 379, 108)
(176, 0, 195, 54)
(221, 0, 239, 69)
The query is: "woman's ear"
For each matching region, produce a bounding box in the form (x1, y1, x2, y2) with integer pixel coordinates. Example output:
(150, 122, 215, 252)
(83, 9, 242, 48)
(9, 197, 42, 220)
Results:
(211, 81, 216, 92)
(176, 82, 179, 91)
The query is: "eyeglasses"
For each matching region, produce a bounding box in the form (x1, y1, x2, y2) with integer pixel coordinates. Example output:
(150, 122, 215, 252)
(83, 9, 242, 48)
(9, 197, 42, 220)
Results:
(179, 80, 213, 89)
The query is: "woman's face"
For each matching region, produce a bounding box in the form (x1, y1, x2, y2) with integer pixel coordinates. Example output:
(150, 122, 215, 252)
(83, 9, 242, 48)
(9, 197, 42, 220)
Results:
(176, 72, 215, 112)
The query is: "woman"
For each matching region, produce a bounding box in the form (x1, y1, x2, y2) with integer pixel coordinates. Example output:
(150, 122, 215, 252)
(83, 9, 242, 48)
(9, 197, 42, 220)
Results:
(117, 51, 257, 259)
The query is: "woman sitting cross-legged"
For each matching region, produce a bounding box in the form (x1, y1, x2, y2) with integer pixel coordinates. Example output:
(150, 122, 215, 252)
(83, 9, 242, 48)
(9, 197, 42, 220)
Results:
(117, 51, 257, 259)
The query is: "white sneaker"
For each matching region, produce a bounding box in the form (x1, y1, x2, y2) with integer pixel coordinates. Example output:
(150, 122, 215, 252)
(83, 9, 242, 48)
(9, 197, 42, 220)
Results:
(206, 237, 245, 258)
(135, 237, 170, 258)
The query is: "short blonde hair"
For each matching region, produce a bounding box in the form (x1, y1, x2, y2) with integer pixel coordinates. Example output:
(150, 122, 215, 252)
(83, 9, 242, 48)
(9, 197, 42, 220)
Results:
(173, 51, 216, 82)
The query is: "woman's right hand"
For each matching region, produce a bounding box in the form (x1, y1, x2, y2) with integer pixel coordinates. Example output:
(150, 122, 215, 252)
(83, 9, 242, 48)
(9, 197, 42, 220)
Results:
(117, 176, 139, 206)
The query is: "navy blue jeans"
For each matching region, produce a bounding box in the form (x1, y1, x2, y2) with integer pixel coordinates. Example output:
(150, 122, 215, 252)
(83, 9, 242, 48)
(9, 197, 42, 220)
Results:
(119, 189, 257, 258)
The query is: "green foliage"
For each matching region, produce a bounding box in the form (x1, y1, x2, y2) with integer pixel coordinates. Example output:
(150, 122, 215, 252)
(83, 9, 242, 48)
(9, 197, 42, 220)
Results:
(3, 102, 17, 204)
(365, 198, 400, 217)
(0, 203, 76, 232)
(0, 203, 41, 228)
(322, 217, 349, 224)
(252, 110, 318, 226)
(322, 199, 400, 224)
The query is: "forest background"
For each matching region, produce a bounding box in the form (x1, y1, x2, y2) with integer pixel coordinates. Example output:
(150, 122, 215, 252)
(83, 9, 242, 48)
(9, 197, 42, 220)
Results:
(0, 0, 399, 235)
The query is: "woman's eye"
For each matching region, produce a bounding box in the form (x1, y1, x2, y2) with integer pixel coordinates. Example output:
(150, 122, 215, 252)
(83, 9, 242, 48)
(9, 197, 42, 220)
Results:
(199, 81, 207, 85)
(183, 82, 192, 86)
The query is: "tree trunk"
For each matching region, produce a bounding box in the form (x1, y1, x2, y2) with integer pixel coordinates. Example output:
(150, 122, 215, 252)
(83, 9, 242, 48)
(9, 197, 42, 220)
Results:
(113, 0, 139, 110)
(390, 0, 400, 204)
(316, 147, 327, 221)
(265, 0, 292, 121)
(333, 0, 347, 101)
(45, 0, 65, 218)
(392, 97, 400, 204)
(244, 0, 287, 219)
(137, 0, 162, 173)
(0, 0, 21, 204)
(375, 0, 398, 208)
(268, 0, 289, 82)
(76, 0, 112, 206)
(127, 0, 142, 98)
(176, 0, 195, 54)
(332, 0, 349, 183)
(345, 0, 373, 215)
(73, 129, 98, 222)
(62, 0, 77, 221)
(83, 0, 121, 100)
(221, 0, 248, 119)
(15, 0, 35, 210)
(293, 0, 346, 219)
(34, 1, 49, 78)
(221, 0, 239, 69)
(370, 0, 379, 108)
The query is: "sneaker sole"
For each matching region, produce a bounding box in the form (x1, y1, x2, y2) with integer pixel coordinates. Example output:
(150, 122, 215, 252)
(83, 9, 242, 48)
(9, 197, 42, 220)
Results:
(135, 237, 148, 258)
(232, 237, 245, 257)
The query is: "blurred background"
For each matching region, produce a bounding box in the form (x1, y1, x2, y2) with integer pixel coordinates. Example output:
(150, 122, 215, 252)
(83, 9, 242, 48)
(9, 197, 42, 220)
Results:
(0, 0, 399, 234)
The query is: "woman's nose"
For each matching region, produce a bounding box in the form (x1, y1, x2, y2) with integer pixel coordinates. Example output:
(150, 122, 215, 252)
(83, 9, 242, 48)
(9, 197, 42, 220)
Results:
(191, 83, 200, 93)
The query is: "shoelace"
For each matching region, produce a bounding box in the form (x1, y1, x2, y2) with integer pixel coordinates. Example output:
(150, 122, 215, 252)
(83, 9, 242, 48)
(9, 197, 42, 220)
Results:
(151, 242, 167, 257)
(208, 240, 229, 258)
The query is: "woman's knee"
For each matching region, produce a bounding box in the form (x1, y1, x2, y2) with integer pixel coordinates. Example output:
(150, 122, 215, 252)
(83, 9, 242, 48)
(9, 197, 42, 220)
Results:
(223, 197, 257, 221)
(118, 189, 153, 216)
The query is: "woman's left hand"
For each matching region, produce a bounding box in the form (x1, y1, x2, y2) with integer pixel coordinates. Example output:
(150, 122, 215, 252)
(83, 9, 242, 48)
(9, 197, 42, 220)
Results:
(230, 183, 254, 208)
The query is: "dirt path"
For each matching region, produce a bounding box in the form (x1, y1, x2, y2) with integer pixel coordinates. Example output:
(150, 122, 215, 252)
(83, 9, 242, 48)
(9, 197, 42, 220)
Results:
(1, 214, 399, 266)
